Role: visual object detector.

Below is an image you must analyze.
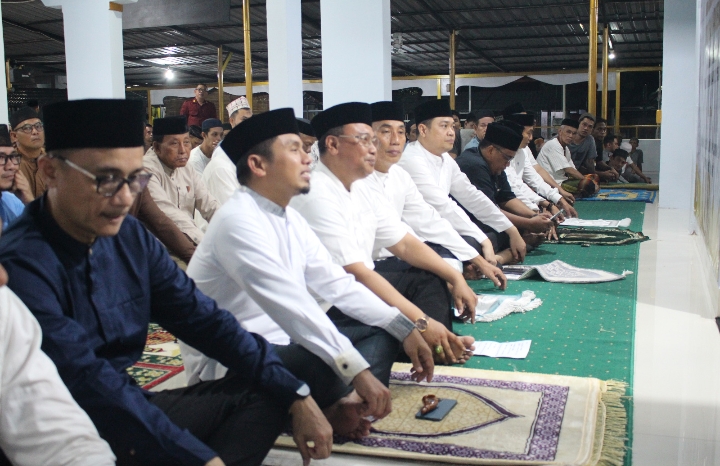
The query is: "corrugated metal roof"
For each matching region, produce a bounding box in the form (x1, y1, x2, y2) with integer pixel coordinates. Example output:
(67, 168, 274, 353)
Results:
(2, 0, 663, 86)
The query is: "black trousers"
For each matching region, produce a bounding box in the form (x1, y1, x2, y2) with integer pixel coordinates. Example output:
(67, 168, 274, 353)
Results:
(148, 373, 288, 466)
(373, 258, 453, 331)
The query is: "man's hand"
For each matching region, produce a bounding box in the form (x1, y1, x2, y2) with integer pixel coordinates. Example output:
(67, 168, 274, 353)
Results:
(546, 224, 559, 241)
(11, 171, 33, 204)
(507, 228, 527, 262)
(421, 319, 466, 364)
(525, 214, 553, 234)
(402, 329, 434, 382)
(205, 458, 225, 466)
(449, 278, 478, 323)
(597, 170, 617, 182)
(559, 188, 575, 205)
(352, 370, 391, 420)
(290, 396, 334, 466)
(480, 240, 497, 266)
(557, 198, 578, 218)
(470, 256, 507, 290)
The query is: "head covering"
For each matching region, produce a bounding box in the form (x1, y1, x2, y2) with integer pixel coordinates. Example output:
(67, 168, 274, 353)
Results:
(495, 119, 524, 136)
(613, 148, 630, 159)
(0, 125, 12, 147)
(311, 102, 372, 140)
(620, 141, 632, 152)
(153, 116, 188, 136)
(296, 118, 315, 137)
(505, 113, 535, 127)
(10, 107, 39, 130)
(188, 125, 202, 139)
(43, 99, 144, 151)
(414, 100, 452, 125)
(473, 109, 495, 120)
(221, 107, 298, 164)
(222, 123, 232, 131)
(371, 101, 404, 123)
(561, 118, 579, 129)
(226, 96, 250, 117)
(201, 118, 223, 132)
(484, 122, 523, 151)
(501, 102, 525, 116)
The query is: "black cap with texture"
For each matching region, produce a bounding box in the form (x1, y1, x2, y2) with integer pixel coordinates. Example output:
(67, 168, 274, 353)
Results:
(0, 125, 11, 147)
(44, 99, 144, 151)
(296, 118, 315, 137)
(484, 122, 523, 151)
(505, 113, 536, 127)
(414, 99, 452, 125)
(561, 118, 579, 129)
(501, 102, 525, 116)
(153, 116, 188, 136)
(221, 108, 299, 165)
(10, 107, 39, 130)
(473, 109, 495, 120)
(371, 101, 404, 123)
(495, 119, 524, 136)
(311, 102, 372, 140)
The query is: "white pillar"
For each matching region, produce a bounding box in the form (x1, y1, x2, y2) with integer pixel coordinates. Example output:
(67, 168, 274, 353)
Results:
(41, 0, 137, 100)
(0, 1, 7, 124)
(320, 0, 391, 107)
(266, 0, 303, 115)
(658, 0, 698, 210)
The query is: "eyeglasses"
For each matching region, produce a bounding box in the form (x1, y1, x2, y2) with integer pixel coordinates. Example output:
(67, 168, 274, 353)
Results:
(0, 153, 21, 166)
(492, 144, 516, 162)
(338, 134, 380, 148)
(195, 88, 207, 92)
(14, 122, 44, 134)
(54, 155, 152, 197)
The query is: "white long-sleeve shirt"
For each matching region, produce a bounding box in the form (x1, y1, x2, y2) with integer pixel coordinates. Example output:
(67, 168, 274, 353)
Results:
(202, 146, 240, 206)
(366, 165, 479, 262)
(510, 147, 563, 205)
(182, 188, 414, 386)
(505, 163, 544, 211)
(0, 286, 115, 466)
(398, 141, 512, 237)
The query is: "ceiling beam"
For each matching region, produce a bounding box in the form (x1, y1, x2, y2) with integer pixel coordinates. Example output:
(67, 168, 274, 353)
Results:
(394, 1, 662, 17)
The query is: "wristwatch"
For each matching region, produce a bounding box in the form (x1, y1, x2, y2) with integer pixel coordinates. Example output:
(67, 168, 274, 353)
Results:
(295, 383, 311, 399)
(414, 315, 429, 333)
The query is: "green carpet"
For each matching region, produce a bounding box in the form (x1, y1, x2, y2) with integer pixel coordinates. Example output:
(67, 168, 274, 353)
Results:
(457, 201, 645, 465)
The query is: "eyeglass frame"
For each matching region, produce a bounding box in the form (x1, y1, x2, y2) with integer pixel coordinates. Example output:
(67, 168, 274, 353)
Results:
(13, 122, 44, 134)
(0, 152, 22, 166)
(53, 154, 153, 198)
(337, 133, 380, 149)
(491, 144, 516, 163)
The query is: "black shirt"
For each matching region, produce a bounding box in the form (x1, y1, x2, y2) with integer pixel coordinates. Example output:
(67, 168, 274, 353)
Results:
(456, 147, 516, 205)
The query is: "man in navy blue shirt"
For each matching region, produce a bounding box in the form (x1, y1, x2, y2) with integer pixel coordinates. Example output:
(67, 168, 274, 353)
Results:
(0, 99, 332, 466)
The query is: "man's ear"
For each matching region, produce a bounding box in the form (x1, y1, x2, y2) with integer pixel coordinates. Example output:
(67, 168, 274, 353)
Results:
(247, 154, 268, 178)
(9, 131, 16, 144)
(38, 155, 59, 188)
(324, 134, 340, 156)
(418, 122, 429, 138)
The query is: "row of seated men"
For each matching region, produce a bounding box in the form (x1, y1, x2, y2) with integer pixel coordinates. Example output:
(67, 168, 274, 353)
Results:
(0, 95, 596, 465)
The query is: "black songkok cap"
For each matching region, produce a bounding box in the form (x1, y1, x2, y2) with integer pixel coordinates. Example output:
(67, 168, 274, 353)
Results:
(473, 109, 495, 120)
(501, 102, 525, 116)
(222, 123, 232, 131)
(153, 116, 188, 136)
(10, 107, 39, 130)
(44, 99, 144, 151)
(495, 119, 524, 136)
(296, 118, 315, 137)
(189, 125, 202, 139)
(371, 101, 404, 123)
(202, 118, 223, 132)
(414, 99, 453, 125)
(311, 102, 372, 140)
(0, 125, 11, 147)
(484, 122, 523, 151)
(505, 113, 536, 127)
(613, 148, 630, 159)
(221, 107, 298, 165)
(561, 118, 579, 129)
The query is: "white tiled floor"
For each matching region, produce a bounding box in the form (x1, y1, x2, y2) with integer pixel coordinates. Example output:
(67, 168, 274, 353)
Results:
(265, 200, 720, 465)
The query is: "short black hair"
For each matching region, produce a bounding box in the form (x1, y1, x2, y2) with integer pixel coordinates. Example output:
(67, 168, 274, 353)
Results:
(603, 134, 617, 146)
(578, 113, 595, 124)
(451, 110, 460, 118)
(196, 83, 207, 89)
(418, 118, 433, 129)
(317, 126, 344, 154)
(145, 122, 153, 129)
(595, 118, 607, 126)
(236, 137, 277, 185)
(465, 113, 478, 124)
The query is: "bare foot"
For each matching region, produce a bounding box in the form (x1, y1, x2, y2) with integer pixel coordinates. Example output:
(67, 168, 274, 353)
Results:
(457, 335, 475, 364)
(496, 249, 517, 265)
(322, 390, 370, 438)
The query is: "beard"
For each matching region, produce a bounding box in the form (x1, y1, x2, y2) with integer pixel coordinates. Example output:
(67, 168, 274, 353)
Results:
(298, 186, 310, 195)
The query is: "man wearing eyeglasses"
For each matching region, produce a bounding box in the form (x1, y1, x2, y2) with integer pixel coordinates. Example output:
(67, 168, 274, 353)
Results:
(0, 99, 330, 466)
(180, 84, 218, 128)
(0, 125, 33, 228)
(143, 116, 219, 246)
(9, 107, 46, 199)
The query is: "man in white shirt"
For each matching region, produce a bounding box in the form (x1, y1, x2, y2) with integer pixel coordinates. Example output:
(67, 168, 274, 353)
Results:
(188, 118, 223, 174)
(537, 119, 585, 184)
(143, 116, 219, 244)
(398, 100, 527, 264)
(203, 97, 253, 205)
(0, 223, 115, 466)
(367, 101, 506, 285)
(291, 103, 477, 364)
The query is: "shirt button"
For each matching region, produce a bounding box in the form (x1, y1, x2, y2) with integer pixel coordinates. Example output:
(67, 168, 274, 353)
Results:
(342, 364, 348, 369)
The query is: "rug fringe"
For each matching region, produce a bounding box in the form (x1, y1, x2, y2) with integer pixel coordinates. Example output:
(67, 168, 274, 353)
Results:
(597, 380, 629, 466)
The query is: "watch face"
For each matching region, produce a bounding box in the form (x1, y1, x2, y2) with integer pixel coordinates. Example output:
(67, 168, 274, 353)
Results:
(296, 383, 311, 398)
(415, 317, 428, 332)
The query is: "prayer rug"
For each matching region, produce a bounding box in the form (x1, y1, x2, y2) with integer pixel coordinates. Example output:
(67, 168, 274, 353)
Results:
(548, 227, 649, 246)
(500, 260, 630, 283)
(275, 363, 628, 466)
(127, 324, 184, 389)
(562, 180, 659, 193)
(576, 189, 657, 203)
(561, 218, 632, 228)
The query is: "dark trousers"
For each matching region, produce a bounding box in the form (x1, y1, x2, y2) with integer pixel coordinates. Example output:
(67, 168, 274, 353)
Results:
(373, 258, 453, 331)
(148, 373, 288, 466)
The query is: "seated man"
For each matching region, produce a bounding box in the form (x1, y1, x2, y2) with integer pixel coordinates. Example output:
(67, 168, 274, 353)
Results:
(398, 100, 527, 264)
(537, 119, 585, 184)
(297, 118, 317, 154)
(592, 117, 608, 160)
(188, 118, 223, 174)
(569, 114, 618, 182)
(601, 133, 619, 163)
(463, 109, 494, 151)
(629, 137, 644, 169)
(367, 101, 506, 285)
(291, 102, 476, 361)
(457, 123, 554, 264)
(0, 99, 331, 466)
(144, 116, 219, 245)
(203, 97, 253, 204)
(0, 125, 32, 228)
(608, 148, 652, 183)
(182, 108, 433, 439)
(9, 107, 46, 199)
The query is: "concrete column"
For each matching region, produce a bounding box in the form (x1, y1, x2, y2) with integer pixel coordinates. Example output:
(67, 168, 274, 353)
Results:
(266, 0, 303, 115)
(0, 1, 7, 124)
(320, 0, 391, 107)
(658, 0, 698, 210)
(41, 0, 137, 99)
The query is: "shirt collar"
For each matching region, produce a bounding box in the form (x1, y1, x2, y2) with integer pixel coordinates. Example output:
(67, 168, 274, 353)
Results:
(31, 194, 93, 256)
(315, 159, 353, 195)
(244, 186, 286, 218)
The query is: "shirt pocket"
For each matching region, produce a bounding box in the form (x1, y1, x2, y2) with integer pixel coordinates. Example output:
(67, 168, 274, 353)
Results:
(95, 294, 148, 350)
(177, 183, 196, 215)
